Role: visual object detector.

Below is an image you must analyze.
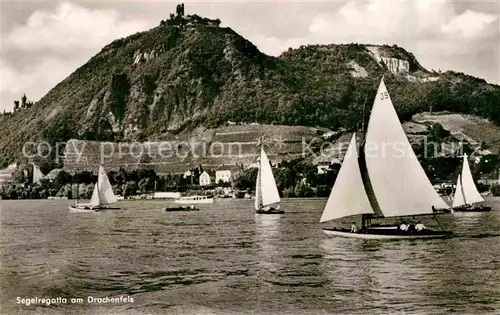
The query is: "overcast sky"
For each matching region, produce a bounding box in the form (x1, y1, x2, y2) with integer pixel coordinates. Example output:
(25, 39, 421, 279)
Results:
(1, 0, 499, 112)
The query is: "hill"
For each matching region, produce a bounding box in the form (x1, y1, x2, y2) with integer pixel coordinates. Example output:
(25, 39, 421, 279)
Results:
(1, 6, 500, 171)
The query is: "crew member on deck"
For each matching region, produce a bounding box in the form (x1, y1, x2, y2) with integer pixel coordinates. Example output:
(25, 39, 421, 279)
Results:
(350, 223, 357, 233)
(407, 222, 415, 233)
(399, 221, 408, 232)
(415, 221, 425, 232)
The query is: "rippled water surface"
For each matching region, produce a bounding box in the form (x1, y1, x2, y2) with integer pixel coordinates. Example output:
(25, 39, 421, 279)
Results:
(1, 198, 500, 314)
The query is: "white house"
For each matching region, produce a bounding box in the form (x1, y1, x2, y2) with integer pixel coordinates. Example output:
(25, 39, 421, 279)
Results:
(199, 171, 213, 186)
(0, 163, 17, 186)
(317, 164, 330, 174)
(215, 165, 242, 184)
(216, 170, 231, 183)
(183, 170, 192, 179)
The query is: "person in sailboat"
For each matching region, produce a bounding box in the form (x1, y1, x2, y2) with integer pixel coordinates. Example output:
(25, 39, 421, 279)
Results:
(399, 221, 408, 232)
(407, 221, 415, 233)
(350, 223, 357, 233)
(415, 221, 425, 232)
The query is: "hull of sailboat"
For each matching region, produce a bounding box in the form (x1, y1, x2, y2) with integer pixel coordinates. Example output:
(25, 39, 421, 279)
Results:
(69, 206, 99, 213)
(69, 205, 120, 213)
(163, 206, 200, 212)
(256, 204, 283, 214)
(433, 208, 453, 214)
(452, 205, 491, 212)
(322, 228, 453, 240)
(255, 208, 284, 214)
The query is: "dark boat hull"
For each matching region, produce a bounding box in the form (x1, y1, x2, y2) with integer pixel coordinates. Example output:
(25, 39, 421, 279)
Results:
(256, 208, 284, 214)
(323, 227, 453, 240)
(453, 205, 491, 212)
(163, 207, 199, 212)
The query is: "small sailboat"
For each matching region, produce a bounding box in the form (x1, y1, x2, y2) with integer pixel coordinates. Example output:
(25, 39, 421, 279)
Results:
(69, 165, 120, 213)
(32, 164, 45, 184)
(451, 154, 491, 212)
(255, 141, 283, 214)
(320, 78, 452, 239)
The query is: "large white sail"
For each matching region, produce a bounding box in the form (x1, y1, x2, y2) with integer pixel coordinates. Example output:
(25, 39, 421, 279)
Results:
(454, 154, 484, 207)
(364, 78, 449, 217)
(257, 147, 281, 208)
(97, 165, 118, 205)
(320, 133, 374, 222)
(89, 166, 117, 207)
(452, 174, 466, 208)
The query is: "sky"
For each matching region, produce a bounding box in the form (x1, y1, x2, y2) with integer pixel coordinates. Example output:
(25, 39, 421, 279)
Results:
(1, 0, 499, 112)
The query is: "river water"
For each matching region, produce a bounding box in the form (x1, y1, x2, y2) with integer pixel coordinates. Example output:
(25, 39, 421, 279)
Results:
(1, 198, 500, 314)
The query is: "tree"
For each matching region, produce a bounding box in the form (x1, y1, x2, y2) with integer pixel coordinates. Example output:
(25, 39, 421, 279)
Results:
(234, 168, 257, 190)
(294, 180, 314, 197)
(123, 181, 138, 197)
(53, 170, 71, 191)
(138, 178, 148, 193)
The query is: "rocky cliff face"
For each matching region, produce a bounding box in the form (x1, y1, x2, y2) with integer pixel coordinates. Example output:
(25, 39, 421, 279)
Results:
(1, 11, 500, 169)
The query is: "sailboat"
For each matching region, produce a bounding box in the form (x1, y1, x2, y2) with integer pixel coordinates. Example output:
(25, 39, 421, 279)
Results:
(319, 78, 452, 239)
(32, 164, 45, 184)
(451, 154, 491, 212)
(255, 141, 283, 214)
(69, 165, 120, 213)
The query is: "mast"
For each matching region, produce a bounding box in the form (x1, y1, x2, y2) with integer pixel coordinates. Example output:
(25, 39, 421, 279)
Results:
(460, 171, 466, 205)
(73, 168, 79, 203)
(254, 137, 263, 210)
(359, 92, 374, 229)
(96, 166, 101, 206)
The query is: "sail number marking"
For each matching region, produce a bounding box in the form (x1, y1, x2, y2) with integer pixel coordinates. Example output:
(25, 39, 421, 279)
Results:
(380, 92, 389, 100)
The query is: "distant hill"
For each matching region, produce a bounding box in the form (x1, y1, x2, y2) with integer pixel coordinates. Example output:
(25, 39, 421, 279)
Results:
(1, 7, 500, 171)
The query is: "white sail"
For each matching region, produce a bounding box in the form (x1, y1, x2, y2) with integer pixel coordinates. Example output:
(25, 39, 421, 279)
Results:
(320, 133, 374, 222)
(364, 78, 449, 217)
(460, 153, 484, 204)
(255, 163, 262, 210)
(89, 166, 117, 207)
(256, 147, 281, 208)
(456, 154, 484, 206)
(452, 174, 466, 208)
(32, 164, 45, 184)
(89, 183, 100, 207)
(97, 165, 117, 205)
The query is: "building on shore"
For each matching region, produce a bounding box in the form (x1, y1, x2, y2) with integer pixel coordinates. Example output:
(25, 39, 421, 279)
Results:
(215, 164, 243, 184)
(199, 170, 215, 186)
(0, 163, 17, 187)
